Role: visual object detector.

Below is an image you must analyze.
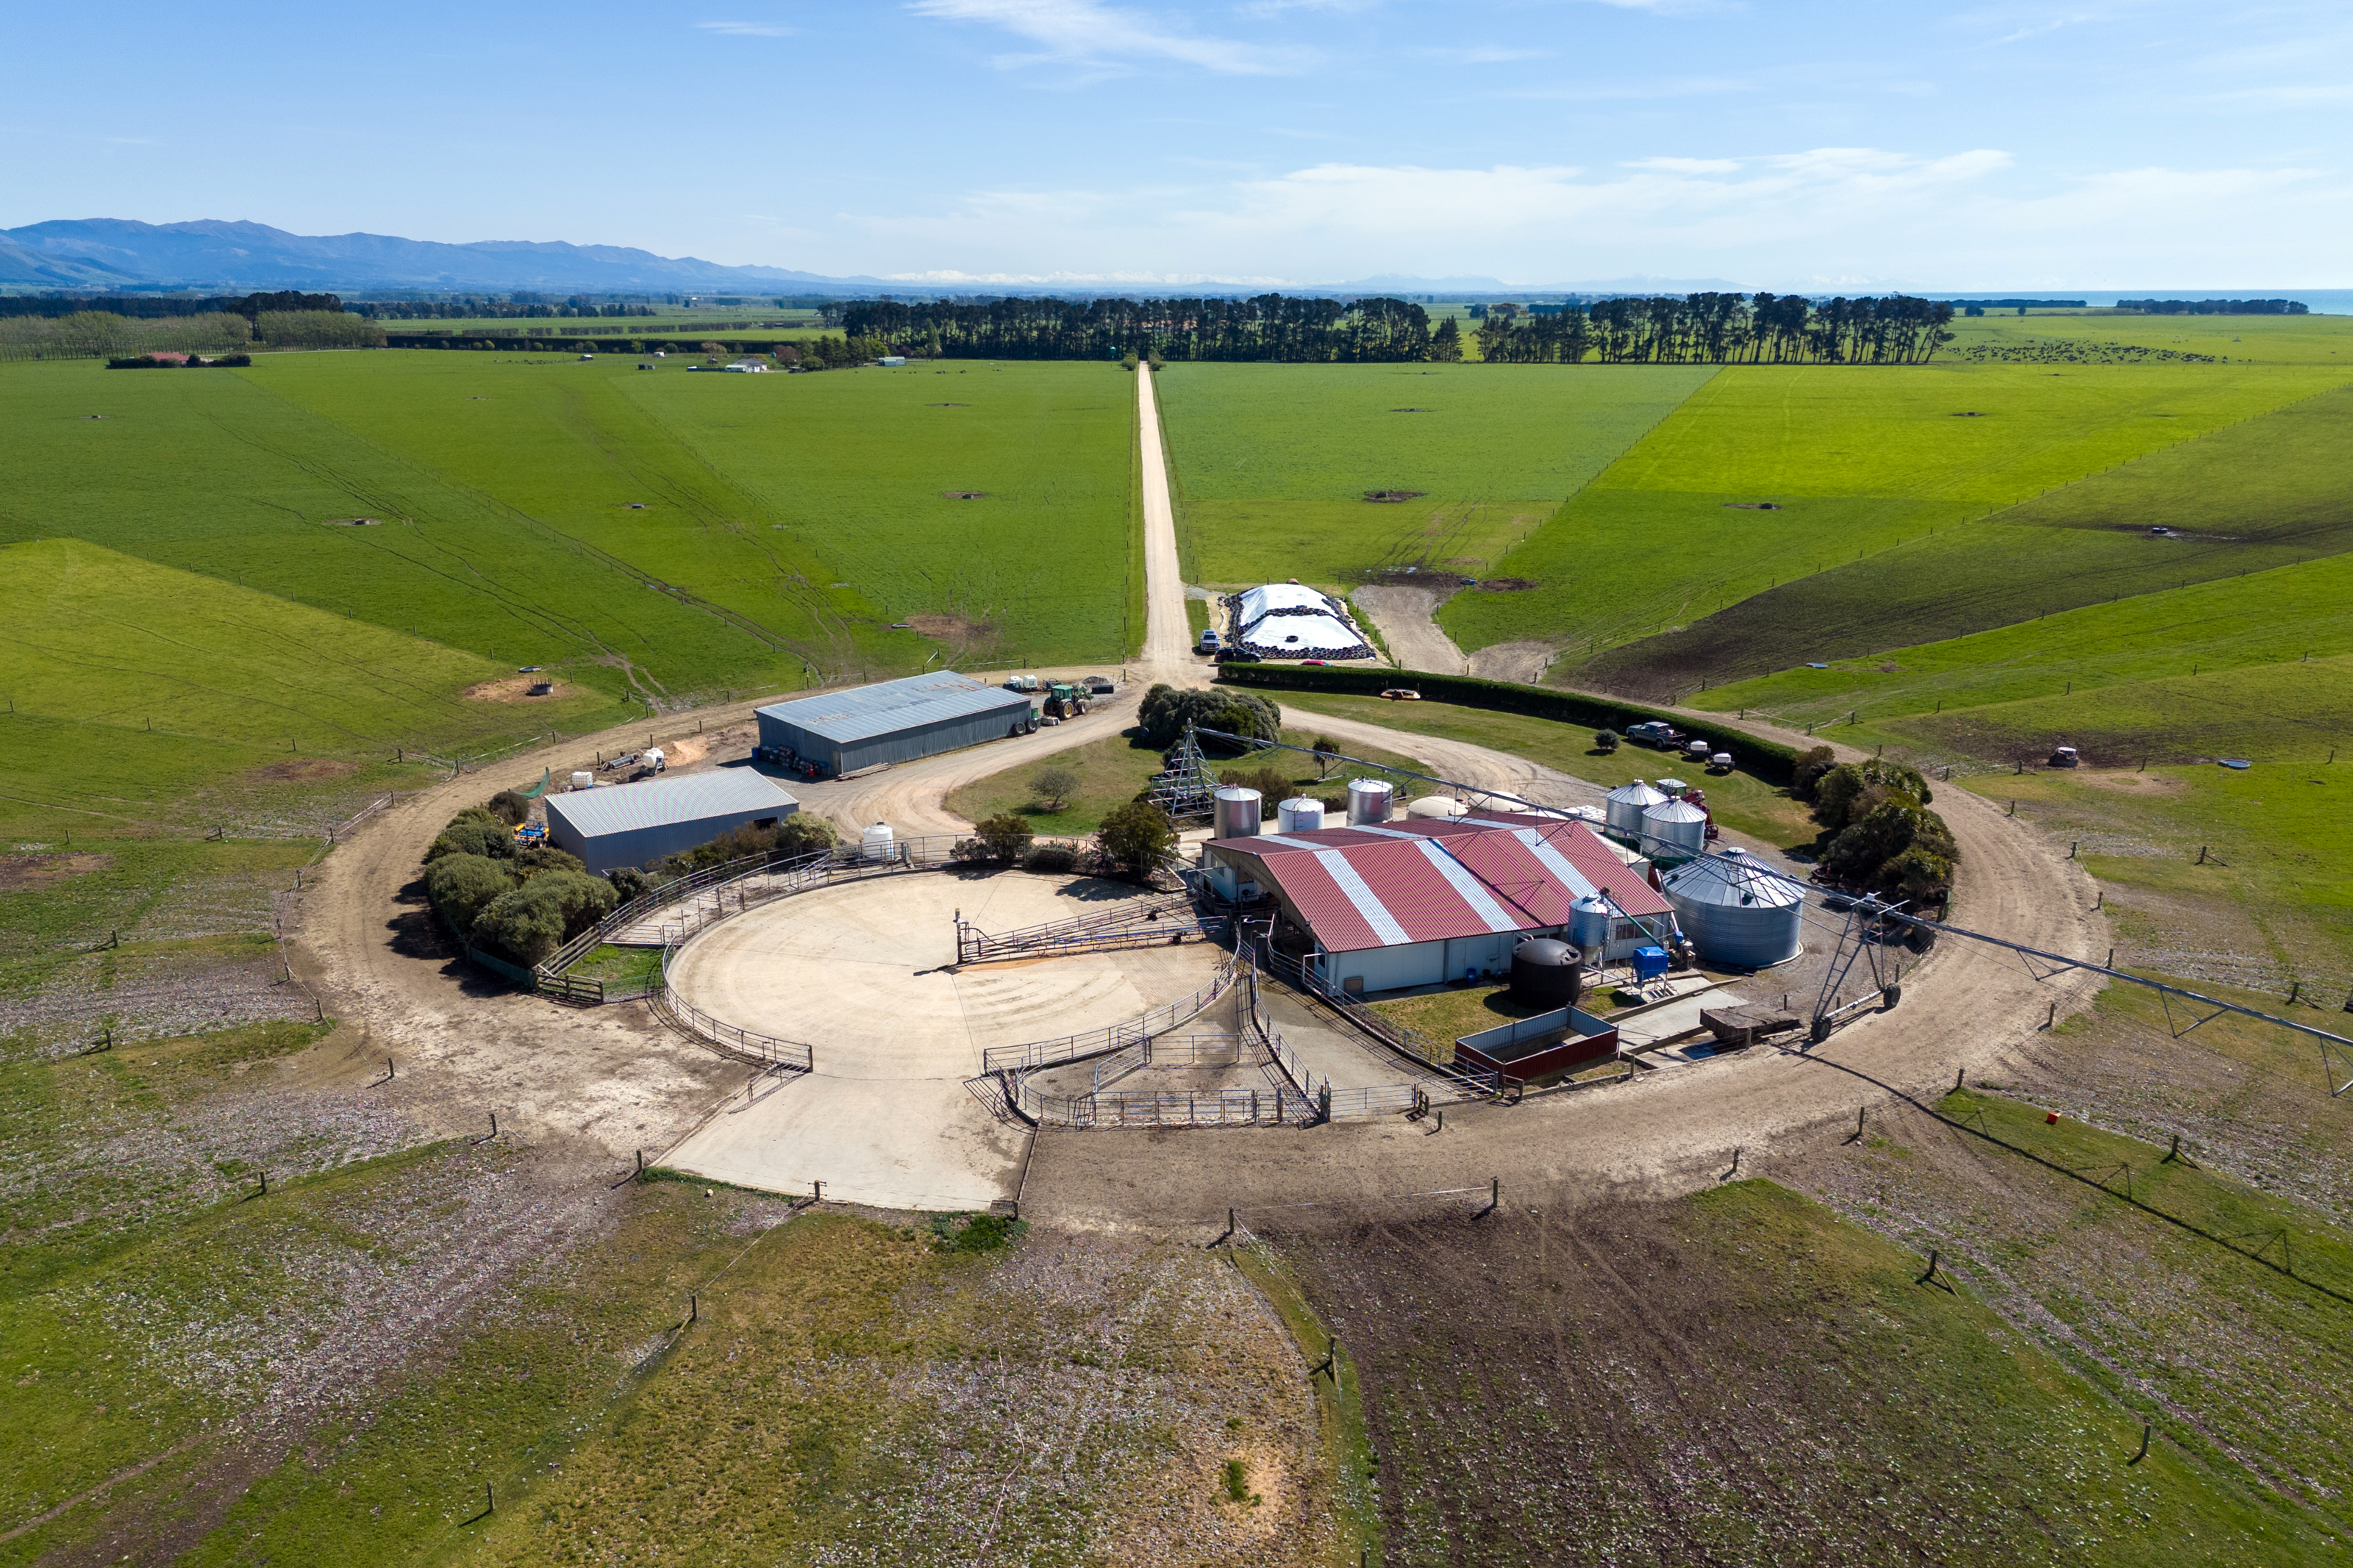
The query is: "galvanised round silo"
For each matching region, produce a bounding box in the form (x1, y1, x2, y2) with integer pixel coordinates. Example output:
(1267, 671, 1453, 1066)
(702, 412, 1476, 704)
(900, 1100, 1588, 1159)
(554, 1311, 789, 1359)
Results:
(1660, 847, 1803, 967)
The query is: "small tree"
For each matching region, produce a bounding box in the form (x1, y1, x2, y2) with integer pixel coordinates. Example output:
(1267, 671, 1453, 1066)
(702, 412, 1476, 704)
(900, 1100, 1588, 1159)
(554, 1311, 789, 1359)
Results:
(1312, 737, 1340, 777)
(976, 813, 1034, 862)
(1593, 728, 1619, 753)
(1096, 801, 1176, 881)
(1032, 766, 1079, 812)
(775, 814, 836, 856)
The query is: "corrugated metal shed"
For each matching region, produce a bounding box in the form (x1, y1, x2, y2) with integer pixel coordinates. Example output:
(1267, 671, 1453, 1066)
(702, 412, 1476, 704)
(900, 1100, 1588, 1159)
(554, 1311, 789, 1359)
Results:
(1203, 812, 1674, 993)
(757, 673, 1032, 778)
(545, 770, 799, 874)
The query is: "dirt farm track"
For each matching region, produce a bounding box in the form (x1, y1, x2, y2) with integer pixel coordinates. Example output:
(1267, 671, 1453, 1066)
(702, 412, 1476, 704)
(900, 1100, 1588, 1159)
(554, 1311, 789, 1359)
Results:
(288, 362, 2109, 1228)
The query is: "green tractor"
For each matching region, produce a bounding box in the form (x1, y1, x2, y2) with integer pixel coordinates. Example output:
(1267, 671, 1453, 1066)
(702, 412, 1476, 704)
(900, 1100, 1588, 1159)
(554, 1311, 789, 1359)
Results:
(1042, 681, 1090, 721)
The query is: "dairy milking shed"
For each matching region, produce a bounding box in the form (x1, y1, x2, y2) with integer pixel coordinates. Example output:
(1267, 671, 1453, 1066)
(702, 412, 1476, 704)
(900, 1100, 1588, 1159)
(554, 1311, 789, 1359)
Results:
(545, 771, 801, 874)
(1202, 806, 1678, 995)
(755, 672, 1034, 779)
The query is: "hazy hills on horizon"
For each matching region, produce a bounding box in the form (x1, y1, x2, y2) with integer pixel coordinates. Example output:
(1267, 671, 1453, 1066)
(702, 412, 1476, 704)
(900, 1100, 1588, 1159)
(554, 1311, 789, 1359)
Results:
(0, 218, 2331, 307)
(0, 218, 1765, 298)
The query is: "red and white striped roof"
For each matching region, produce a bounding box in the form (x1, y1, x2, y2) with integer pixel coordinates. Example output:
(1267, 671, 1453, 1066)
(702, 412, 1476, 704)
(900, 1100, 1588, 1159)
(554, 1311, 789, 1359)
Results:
(1205, 812, 1672, 954)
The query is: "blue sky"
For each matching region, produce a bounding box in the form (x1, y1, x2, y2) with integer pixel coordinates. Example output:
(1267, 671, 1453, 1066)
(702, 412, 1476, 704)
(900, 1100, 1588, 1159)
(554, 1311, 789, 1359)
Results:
(7, 0, 2349, 288)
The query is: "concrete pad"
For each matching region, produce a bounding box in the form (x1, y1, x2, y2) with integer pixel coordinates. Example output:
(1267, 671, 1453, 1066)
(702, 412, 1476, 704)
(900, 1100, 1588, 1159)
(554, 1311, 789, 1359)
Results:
(659, 870, 1223, 1209)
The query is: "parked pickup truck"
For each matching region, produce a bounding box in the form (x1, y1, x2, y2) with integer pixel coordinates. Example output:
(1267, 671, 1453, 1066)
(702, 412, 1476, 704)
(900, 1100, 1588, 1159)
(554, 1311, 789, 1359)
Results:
(1624, 720, 1682, 748)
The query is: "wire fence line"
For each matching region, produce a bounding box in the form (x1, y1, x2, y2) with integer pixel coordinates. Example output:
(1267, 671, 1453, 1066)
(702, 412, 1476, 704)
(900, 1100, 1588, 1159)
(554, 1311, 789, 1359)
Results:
(979, 961, 1239, 1075)
(650, 945, 815, 1073)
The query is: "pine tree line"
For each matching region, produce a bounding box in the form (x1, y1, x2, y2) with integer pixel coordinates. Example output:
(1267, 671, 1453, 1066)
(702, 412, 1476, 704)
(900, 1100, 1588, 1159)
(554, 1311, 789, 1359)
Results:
(840, 292, 1954, 365)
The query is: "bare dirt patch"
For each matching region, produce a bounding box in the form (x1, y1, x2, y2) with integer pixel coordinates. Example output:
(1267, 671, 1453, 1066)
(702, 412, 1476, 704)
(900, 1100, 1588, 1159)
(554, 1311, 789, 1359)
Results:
(907, 612, 995, 642)
(243, 759, 357, 784)
(464, 675, 585, 704)
(1363, 490, 1427, 503)
(2075, 769, 2188, 796)
(1471, 576, 1535, 592)
(939, 490, 988, 500)
(1724, 501, 1783, 510)
(1468, 641, 1556, 684)
(0, 851, 112, 893)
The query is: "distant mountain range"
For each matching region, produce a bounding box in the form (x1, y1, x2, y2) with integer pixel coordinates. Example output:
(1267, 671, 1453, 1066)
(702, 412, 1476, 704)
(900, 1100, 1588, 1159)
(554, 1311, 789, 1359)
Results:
(0, 219, 896, 296)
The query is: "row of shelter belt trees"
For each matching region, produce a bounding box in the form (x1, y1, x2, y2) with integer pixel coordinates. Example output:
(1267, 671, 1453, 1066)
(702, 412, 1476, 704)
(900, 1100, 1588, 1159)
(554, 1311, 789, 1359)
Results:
(1477, 293, 1956, 365)
(0, 309, 385, 362)
(840, 293, 1956, 365)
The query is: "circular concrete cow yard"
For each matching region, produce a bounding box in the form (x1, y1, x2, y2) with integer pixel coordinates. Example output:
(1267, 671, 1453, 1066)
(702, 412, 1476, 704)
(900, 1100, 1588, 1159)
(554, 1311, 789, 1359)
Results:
(659, 869, 1224, 1210)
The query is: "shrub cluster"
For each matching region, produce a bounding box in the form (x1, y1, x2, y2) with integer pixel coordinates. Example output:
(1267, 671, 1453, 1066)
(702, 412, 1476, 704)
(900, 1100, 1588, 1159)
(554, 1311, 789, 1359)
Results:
(642, 814, 835, 882)
(106, 352, 253, 368)
(1796, 755, 1958, 904)
(1096, 801, 1176, 881)
(1138, 684, 1282, 751)
(420, 805, 618, 965)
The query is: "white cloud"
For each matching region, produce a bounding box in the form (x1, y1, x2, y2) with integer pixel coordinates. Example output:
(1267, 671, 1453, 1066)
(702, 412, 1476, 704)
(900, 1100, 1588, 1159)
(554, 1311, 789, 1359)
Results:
(696, 20, 794, 35)
(911, 0, 1305, 74)
(1624, 156, 1743, 173)
(809, 147, 2353, 291)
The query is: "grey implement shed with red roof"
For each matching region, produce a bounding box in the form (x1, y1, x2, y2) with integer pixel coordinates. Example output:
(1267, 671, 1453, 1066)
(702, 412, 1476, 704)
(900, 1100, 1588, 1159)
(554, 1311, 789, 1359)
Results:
(1202, 812, 1679, 995)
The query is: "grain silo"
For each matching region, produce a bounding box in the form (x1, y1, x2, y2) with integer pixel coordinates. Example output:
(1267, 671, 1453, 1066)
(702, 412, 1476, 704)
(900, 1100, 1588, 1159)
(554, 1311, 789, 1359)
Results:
(1660, 848, 1803, 967)
(1604, 779, 1668, 838)
(1640, 799, 1709, 862)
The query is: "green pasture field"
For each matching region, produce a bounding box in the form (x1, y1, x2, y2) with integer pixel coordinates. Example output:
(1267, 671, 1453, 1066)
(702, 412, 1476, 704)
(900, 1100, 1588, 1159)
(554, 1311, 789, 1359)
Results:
(0, 537, 629, 761)
(944, 723, 1429, 836)
(1953, 751, 2353, 981)
(1272, 692, 1818, 851)
(1690, 553, 2353, 734)
(1593, 379, 2353, 698)
(1893, 654, 2353, 767)
(1156, 362, 1715, 587)
(1440, 361, 2351, 673)
(258, 352, 1139, 673)
(0, 355, 810, 701)
(1946, 309, 2353, 365)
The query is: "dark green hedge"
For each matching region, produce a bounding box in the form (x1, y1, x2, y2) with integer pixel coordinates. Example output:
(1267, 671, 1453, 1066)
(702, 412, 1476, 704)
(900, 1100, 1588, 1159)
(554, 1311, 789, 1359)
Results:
(1215, 665, 1799, 785)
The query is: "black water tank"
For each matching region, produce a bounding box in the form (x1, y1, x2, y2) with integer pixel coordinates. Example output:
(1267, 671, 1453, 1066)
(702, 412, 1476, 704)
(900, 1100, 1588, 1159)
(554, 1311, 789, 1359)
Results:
(1510, 937, 1585, 1009)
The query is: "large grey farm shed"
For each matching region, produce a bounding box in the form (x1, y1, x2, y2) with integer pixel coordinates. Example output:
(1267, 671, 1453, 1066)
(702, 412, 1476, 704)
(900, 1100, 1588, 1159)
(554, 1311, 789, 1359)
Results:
(756, 672, 1032, 778)
(544, 771, 800, 875)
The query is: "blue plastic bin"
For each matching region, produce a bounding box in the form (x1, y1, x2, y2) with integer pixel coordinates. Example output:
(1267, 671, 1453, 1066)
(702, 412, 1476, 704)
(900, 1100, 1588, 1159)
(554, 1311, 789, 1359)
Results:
(1632, 945, 1670, 981)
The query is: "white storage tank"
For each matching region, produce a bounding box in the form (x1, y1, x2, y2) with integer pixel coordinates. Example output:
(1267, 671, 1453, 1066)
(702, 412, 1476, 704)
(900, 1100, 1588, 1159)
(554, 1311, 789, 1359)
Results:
(1277, 797, 1325, 833)
(1407, 795, 1468, 820)
(861, 821, 895, 862)
(1604, 779, 1668, 837)
(1661, 847, 1803, 967)
(1346, 778, 1394, 826)
(1213, 786, 1263, 840)
(1564, 805, 1607, 828)
(1640, 799, 1709, 861)
(570, 771, 594, 790)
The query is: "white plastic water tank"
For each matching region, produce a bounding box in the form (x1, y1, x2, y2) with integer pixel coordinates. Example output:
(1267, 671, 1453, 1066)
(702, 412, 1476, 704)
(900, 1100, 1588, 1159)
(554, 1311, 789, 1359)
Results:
(1641, 799, 1709, 859)
(1277, 797, 1325, 833)
(1213, 787, 1263, 840)
(1604, 779, 1667, 837)
(861, 821, 895, 862)
(1407, 795, 1468, 820)
(1710, 752, 1734, 770)
(1565, 805, 1607, 828)
(1346, 778, 1394, 826)
(645, 747, 665, 771)
(571, 771, 593, 790)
